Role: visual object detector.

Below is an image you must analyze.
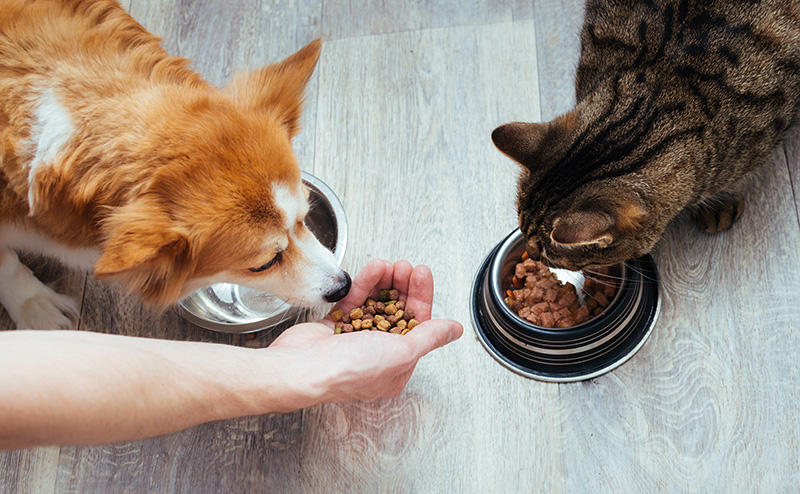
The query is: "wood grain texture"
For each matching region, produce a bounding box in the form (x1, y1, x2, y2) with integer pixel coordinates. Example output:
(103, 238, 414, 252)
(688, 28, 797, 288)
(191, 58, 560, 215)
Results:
(300, 19, 564, 493)
(3, 0, 800, 492)
(0, 446, 59, 494)
(318, 0, 529, 40)
(532, 0, 585, 122)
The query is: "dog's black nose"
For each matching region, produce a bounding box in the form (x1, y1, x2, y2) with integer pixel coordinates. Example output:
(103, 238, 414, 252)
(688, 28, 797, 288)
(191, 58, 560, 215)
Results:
(324, 272, 351, 303)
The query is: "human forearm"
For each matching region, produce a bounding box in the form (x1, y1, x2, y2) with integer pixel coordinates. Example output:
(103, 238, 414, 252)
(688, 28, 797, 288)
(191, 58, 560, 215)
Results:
(0, 330, 309, 450)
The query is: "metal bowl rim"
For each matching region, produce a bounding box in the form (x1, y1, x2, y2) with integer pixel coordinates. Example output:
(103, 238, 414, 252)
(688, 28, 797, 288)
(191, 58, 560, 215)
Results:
(177, 171, 347, 333)
(470, 232, 662, 382)
(489, 229, 628, 334)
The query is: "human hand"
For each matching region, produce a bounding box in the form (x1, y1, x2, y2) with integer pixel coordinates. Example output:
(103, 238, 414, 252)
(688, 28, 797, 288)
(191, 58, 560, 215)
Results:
(266, 259, 463, 408)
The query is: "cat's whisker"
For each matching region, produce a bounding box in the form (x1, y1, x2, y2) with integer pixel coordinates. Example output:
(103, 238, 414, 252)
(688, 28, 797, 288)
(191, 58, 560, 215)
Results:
(620, 262, 660, 284)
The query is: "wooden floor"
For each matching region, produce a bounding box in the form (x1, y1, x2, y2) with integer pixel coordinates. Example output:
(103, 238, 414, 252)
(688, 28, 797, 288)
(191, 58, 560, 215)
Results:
(3, 0, 800, 491)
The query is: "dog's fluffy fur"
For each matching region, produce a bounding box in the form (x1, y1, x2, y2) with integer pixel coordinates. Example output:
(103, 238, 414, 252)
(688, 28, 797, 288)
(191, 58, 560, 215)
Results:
(0, 0, 350, 329)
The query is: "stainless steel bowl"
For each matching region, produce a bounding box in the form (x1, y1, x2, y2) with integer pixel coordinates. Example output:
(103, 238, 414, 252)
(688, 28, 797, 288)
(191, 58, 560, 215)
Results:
(471, 229, 660, 382)
(178, 172, 347, 333)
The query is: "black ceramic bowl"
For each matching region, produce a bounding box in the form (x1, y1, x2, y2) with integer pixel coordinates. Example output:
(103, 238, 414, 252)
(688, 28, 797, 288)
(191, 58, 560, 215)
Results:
(471, 229, 660, 382)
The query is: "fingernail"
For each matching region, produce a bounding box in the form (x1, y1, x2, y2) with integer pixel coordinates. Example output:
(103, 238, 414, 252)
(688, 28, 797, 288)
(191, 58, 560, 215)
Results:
(447, 323, 460, 343)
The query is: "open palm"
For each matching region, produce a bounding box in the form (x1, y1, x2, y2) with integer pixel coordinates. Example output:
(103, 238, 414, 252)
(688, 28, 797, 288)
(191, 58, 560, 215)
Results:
(268, 259, 462, 403)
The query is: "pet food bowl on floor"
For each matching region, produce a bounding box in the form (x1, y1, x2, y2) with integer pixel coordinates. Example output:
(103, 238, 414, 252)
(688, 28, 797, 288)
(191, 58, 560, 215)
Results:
(471, 229, 660, 382)
(178, 171, 347, 334)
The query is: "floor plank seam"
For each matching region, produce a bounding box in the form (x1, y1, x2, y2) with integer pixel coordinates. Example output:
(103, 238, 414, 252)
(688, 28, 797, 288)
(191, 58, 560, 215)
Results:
(77, 273, 89, 331)
(781, 143, 800, 233)
(321, 17, 534, 44)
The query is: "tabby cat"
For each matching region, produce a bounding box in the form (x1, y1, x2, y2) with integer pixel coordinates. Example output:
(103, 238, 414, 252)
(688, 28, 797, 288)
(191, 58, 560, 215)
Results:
(492, 0, 800, 271)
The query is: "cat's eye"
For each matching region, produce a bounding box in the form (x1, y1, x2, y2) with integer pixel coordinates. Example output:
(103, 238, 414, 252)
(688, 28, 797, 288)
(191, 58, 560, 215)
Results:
(249, 252, 282, 273)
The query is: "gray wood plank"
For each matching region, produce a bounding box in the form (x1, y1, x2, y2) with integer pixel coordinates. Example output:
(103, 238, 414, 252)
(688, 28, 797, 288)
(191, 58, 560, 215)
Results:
(300, 20, 566, 493)
(53, 414, 304, 494)
(532, 0, 585, 121)
(0, 446, 59, 494)
(320, 0, 523, 39)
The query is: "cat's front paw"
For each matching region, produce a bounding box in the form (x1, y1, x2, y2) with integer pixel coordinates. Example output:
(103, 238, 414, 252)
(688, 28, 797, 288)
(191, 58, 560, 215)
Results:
(693, 193, 744, 234)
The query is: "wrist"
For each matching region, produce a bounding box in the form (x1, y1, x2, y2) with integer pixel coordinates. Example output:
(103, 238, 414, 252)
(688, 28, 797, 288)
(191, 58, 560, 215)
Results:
(246, 347, 332, 413)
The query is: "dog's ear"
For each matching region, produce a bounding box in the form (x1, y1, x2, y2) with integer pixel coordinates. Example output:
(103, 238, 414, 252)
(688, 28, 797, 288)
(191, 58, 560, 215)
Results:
(224, 39, 322, 137)
(95, 208, 194, 307)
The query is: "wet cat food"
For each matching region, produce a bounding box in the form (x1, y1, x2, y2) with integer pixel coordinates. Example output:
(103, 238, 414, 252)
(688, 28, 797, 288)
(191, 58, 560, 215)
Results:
(330, 292, 419, 335)
(505, 252, 618, 328)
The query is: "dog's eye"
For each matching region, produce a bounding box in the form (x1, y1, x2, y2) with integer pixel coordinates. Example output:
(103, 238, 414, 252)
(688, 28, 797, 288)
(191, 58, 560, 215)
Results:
(249, 252, 282, 273)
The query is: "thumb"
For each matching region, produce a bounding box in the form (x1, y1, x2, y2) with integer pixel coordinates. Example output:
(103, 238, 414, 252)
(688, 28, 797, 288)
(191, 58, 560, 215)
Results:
(405, 319, 463, 358)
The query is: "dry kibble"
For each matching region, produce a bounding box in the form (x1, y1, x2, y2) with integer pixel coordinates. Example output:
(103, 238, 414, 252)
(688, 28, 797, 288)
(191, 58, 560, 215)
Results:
(330, 309, 344, 322)
(329, 287, 420, 335)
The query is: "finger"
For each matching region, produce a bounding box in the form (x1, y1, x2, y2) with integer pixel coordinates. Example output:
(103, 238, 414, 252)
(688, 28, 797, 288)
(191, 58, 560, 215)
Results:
(406, 264, 434, 321)
(390, 260, 414, 299)
(404, 318, 463, 359)
(330, 259, 388, 314)
(373, 259, 395, 297)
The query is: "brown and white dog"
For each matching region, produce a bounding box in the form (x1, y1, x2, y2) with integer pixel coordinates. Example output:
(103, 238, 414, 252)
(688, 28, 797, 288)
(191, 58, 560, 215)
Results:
(0, 0, 351, 329)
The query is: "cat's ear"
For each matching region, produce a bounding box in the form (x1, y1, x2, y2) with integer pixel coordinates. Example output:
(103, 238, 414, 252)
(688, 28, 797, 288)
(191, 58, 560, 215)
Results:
(492, 111, 578, 167)
(551, 200, 648, 248)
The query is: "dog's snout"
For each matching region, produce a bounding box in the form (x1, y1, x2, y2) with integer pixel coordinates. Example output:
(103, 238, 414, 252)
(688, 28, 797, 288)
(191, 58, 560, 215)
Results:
(323, 271, 351, 303)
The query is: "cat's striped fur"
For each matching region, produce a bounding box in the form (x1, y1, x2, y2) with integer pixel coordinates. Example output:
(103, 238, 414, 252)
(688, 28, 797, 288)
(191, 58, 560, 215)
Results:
(493, 0, 800, 270)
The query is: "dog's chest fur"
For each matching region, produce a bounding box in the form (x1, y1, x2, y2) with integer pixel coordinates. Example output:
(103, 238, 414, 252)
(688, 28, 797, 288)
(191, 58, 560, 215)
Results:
(0, 0, 206, 249)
